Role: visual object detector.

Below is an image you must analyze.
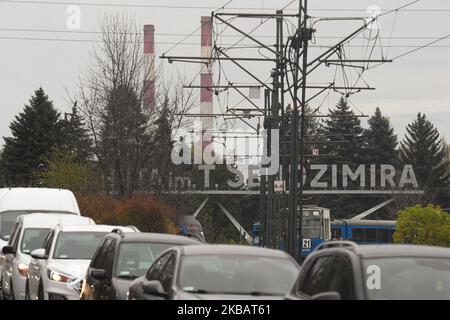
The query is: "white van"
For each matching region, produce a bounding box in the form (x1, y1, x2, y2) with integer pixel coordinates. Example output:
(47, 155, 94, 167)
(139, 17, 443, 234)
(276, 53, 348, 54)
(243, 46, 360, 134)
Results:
(0, 188, 81, 248)
(1, 213, 94, 300)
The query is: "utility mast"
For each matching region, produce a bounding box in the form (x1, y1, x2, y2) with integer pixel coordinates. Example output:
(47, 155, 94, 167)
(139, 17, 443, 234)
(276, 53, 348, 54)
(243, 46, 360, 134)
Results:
(287, 0, 311, 259)
(162, 0, 419, 260)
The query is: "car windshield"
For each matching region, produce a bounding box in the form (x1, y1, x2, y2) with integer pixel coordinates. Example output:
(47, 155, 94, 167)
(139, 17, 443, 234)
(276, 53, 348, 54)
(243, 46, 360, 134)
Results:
(179, 254, 299, 296)
(21, 228, 51, 254)
(115, 242, 177, 280)
(53, 232, 108, 260)
(0, 211, 29, 241)
(363, 257, 450, 300)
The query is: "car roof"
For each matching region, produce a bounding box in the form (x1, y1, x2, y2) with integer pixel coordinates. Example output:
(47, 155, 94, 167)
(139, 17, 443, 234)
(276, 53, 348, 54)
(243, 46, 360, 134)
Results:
(0, 188, 80, 214)
(180, 244, 292, 258)
(58, 225, 134, 233)
(355, 244, 450, 259)
(109, 232, 201, 245)
(18, 213, 94, 228)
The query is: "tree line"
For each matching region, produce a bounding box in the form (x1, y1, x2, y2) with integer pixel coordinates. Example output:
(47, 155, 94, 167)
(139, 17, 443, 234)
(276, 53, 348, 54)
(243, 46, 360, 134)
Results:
(305, 97, 450, 219)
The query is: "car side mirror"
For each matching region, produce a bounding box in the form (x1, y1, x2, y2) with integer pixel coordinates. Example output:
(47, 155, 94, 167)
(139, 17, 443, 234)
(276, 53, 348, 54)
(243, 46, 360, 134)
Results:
(142, 280, 167, 298)
(311, 292, 342, 300)
(2, 245, 16, 255)
(90, 268, 107, 280)
(31, 248, 47, 260)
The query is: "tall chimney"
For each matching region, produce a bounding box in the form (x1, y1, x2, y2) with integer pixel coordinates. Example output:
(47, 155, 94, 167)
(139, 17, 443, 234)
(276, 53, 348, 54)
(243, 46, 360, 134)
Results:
(200, 16, 213, 145)
(143, 24, 156, 112)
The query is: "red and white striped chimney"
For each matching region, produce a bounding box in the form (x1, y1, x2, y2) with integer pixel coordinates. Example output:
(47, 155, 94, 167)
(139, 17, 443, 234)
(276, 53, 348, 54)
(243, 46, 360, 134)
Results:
(200, 16, 213, 145)
(143, 24, 156, 112)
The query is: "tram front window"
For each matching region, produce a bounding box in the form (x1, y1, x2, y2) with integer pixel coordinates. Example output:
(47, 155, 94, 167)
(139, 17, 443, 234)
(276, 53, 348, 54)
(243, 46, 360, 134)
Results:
(302, 214, 321, 238)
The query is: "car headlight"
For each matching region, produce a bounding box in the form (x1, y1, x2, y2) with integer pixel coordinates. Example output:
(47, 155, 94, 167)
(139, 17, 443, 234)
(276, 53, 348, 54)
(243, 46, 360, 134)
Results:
(17, 263, 29, 277)
(47, 269, 76, 283)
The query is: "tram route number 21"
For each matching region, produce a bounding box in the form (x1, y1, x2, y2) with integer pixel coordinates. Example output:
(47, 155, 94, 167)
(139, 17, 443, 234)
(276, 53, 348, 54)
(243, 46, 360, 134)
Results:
(302, 239, 312, 249)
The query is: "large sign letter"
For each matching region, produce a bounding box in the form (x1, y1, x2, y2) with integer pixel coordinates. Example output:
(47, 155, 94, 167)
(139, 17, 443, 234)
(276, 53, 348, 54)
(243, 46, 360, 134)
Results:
(399, 165, 419, 188)
(311, 164, 328, 188)
(343, 165, 365, 188)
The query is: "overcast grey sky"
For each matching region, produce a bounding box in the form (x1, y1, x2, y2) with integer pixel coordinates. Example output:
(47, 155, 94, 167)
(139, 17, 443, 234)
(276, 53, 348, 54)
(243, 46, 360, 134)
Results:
(0, 0, 449, 146)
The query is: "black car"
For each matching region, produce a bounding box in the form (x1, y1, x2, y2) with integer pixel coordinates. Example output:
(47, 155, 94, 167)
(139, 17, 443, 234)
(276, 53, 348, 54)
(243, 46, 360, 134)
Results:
(287, 241, 450, 300)
(80, 230, 200, 300)
(128, 244, 300, 300)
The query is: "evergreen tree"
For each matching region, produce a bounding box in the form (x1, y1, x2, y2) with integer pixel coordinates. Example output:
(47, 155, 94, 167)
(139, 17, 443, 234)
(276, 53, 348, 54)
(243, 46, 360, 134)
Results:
(310, 97, 366, 219)
(99, 84, 152, 197)
(319, 97, 365, 165)
(363, 107, 398, 165)
(151, 97, 175, 195)
(60, 103, 92, 161)
(0, 148, 5, 187)
(400, 113, 450, 204)
(358, 108, 399, 219)
(1, 88, 64, 186)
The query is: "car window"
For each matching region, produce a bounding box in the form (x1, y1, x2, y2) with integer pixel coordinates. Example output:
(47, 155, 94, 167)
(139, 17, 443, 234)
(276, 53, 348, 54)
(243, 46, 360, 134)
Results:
(12, 226, 22, 251)
(178, 255, 299, 295)
(91, 238, 112, 269)
(43, 230, 55, 256)
(160, 254, 176, 291)
(53, 232, 108, 260)
(104, 239, 117, 275)
(0, 212, 27, 242)
(8, 222, 20, 246)
(363, 257, 450, 300)
(115, 242, 176, 280)
(20, 228, 51, 254)
(298, 256, 335, 296)
(327, 255, 354, 300)
(146, 252, 172, 282)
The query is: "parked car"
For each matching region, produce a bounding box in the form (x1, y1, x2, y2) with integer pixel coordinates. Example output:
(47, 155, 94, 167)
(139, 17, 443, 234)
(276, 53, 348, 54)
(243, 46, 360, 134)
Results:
(0, 187, 81, 287)
(80, 231, 200, 300)
(1, 213, 94, 300)
(128, 245, 301, 300)
(26, 225, 137, 300)
(287, 241, 450, 300)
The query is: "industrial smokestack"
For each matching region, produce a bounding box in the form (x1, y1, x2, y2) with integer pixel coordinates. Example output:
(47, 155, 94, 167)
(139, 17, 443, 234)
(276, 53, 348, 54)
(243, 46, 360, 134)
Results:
(200, 16, 213, 145)
(143, 24, 156, 112)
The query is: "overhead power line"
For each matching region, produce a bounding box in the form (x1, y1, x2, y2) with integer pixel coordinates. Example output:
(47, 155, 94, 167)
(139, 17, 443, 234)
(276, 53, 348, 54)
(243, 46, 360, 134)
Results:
(1, 36, 450, 51)
(1, 27, 449, 42)
(368, 33, 450, 69)
(1, 0, 450, 12)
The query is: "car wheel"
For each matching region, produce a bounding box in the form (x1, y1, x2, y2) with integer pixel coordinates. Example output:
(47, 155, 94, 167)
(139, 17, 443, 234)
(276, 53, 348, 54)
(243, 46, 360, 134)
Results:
(38, 281, 44, 300)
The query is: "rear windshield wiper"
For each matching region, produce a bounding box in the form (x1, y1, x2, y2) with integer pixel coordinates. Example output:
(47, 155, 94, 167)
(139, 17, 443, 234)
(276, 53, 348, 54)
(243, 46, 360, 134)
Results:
(117, 274, 138, 280)
(248, 291, 282, 296)
(184, 289, 213, 294)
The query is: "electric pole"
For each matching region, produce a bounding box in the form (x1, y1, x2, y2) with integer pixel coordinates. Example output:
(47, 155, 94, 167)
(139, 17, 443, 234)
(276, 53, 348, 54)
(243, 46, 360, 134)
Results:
(160, 0, 419, 259)
(287, 0, 312, 260)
